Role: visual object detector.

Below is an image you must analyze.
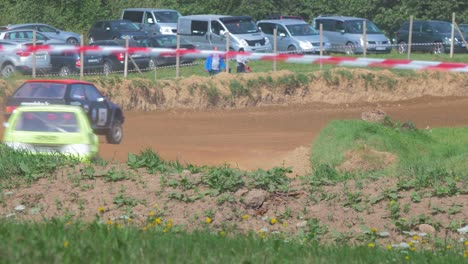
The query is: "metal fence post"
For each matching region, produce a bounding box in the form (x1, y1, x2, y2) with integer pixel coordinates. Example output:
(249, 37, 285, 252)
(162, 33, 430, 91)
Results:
(407, 16, 413, 60)
(176, 33, 180, 78)
(363, 20, 367, 57)
(273, 27, 277, 71)
(80, 35, 84, 80)
(32, 30, 36, 78)
(124, 37, 129, 78)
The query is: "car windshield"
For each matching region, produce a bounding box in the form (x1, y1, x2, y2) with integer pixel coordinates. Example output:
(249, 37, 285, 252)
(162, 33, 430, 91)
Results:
(223, 18, 260, 34)
(13, 83, 67, 99)
(286, 24, 318, 36)
(460, 25, 468, 33)
(113, 21, 140, 31)
(432, 22, 452, 33)
(346, 20, 382, 34)
(153, 11, 180, 23)
(15, 111, 79, 133)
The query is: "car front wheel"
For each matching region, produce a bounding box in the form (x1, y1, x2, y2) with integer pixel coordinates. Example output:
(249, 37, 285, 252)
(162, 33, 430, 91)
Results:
(432, 42, 445, 54)
(67, 38, 79, 45)
(59, 65, 71, 76)
(106, 120, 123, 144)
(1, 64, 15, 77)
(103, 61, 113, 75)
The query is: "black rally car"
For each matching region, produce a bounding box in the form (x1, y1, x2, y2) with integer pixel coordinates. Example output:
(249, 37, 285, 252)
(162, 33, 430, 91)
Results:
(4, 79, 124, 144)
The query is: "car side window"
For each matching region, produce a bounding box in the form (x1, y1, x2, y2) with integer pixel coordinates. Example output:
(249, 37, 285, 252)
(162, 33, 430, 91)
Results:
(258, 23, 273, 35)
(70, 84, 86, 100)
(335, 21, 344, 32)
(191, 20, 208, 36)
(93, 22, 103, 29)
(211, 21, 224, 35)
(422, 22, 432, 33)
(277, 25, 287, 36)
(38, 25, 56, 33)
(413, 22, 422, 33)
(144, 12, 154, 24)
(83, 85, 103, 101)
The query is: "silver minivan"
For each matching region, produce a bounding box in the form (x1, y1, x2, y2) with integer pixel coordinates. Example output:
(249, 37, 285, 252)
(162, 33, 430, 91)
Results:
(312, 16, 392, 54)
(121, 8, 181, 35)
(0, 40, 51, 77)
(257, 19, 331, 54)
(177, 15, 271, 52)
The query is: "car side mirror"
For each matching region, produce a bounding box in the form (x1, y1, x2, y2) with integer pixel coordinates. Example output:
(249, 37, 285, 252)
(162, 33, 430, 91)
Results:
(340, 29, 345, 34)
(105, 27, 111, 31)
(279, 32, 286, 37)
(220, 30, 226, 36)
(97, 97, 106, 102)
(56, 30, 60, 34)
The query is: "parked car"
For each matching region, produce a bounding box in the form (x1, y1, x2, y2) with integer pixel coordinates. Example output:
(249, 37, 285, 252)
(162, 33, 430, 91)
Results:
(395, 20, 468, 54)
(459, 24, 468, 34)
(49, 44, 104, 76)
(257, 19, 331, 54)
(87, 20, 148, 44)
(0, 23, 81, 44)
(2, 105, 99, 161)
(137, 35, 196, 67)
(312, 16, 392, 54)
(178, 15, 271, 52)
(0, 40, 51, 77)
(121, 8, 181, 35)
(4, 79, 125, 144)
(89, 39, 152, 74)
(0, 29, 65, 44)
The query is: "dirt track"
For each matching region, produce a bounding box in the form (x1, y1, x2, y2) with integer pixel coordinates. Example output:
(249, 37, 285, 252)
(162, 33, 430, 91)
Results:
(98, 96, 468, 174)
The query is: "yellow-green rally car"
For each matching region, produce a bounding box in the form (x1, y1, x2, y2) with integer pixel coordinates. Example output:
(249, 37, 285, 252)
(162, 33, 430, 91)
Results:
(2, 105, 98, 161)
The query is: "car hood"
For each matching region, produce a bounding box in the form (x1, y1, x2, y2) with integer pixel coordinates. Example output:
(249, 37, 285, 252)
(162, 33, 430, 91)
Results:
(294, 35, 330, 43)
(231, 32, 266, 41)
(120, 30, 148, 37)
(158, 23, 178, 30)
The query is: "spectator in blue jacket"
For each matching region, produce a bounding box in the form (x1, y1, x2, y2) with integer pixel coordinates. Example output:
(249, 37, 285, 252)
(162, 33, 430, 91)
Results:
(204, 46, 225, 75)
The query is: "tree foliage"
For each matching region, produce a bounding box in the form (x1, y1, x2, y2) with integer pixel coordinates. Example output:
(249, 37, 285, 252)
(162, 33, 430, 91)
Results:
(0, 0, 466, 37)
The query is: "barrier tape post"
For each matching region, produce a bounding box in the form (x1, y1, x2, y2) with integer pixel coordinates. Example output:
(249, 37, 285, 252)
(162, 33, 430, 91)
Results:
(363, 21, 367, 58)
(320, 24, 323, 70)
(32, 30, 36, 78)
(450, 12, 455, 58)
(80, 35, 84, 80)
(408, 16, 413, 60)
(176, 33, 180, 78)
(273, 27, 277, 72)
(124, 37, 129, 78)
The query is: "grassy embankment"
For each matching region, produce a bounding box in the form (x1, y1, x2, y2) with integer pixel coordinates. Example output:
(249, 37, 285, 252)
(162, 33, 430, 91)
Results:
(0, 117, 467, 263)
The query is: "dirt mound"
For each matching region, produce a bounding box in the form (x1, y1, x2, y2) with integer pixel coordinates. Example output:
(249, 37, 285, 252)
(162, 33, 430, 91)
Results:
(337, 146, 397, 173)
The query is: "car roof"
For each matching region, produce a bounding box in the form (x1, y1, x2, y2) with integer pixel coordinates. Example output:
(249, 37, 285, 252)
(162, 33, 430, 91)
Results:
(1, 23, 49, 28)
(257, 19, 308, 25)
(123, 8, 179, 12)
(14, 104, 84, 113)
(24, 79, 94, 85)
(315, 16, 368, 22)
(180, 15, 253, 20)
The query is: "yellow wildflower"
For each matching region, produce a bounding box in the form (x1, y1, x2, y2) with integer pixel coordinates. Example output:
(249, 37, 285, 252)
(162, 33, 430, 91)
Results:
(117, 224, 123, 229)
(368, 242, 375, 248)
(387, 245, 392, 251)
(464, 251, 468, 258)
(412, 235, 419, 241)
(405, 256, 410, 261)
(154, 203, 158, 208)
(143, 227, 147, 231)
(149, 211, 155, 216)
(371, 227, 377, 233)
(408, 241, 414, 247)
(410, 247, 416, 251)
(205, 217, 213, 224)
(446, 245, 451, 250)
(464, 241, 468, 247)
(106, 220, 113, 225)
(63, 240, 69, 248)
(127, 218, 133, 223)
(270, 218, 278, 225)
(390, 200, 396, 205)
(155, 218, 162, 225)
(166, 222, 173, 228)
(163, 228, 168, 233)
(219, 231, 226, 237)
(282, 222, 288, 227)
(242, 214, 249, 220)
(98, 207, 105, 213)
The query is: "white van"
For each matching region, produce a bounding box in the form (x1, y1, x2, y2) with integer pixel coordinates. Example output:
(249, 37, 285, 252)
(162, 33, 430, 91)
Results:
(177, 15, 271, 52)
(121, 8, 181, 35)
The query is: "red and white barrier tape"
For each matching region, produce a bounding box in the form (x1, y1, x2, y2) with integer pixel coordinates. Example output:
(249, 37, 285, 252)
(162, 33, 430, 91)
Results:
(1, 44, 467, 72)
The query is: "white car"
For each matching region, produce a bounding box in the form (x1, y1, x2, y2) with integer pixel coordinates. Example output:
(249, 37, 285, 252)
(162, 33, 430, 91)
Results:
(0, 23, 81, 44)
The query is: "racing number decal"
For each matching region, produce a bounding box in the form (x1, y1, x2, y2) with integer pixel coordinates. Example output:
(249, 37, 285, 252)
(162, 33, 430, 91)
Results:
(97, 108, 108, 126)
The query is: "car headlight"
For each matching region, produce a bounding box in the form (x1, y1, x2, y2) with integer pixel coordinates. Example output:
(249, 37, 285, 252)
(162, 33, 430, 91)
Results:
(239, 39, 248, 46)
(264, 37, 269, 45)
(299, 41, 312, 49)
(62, 144, 90, 156)
(160, 26, 173, 34)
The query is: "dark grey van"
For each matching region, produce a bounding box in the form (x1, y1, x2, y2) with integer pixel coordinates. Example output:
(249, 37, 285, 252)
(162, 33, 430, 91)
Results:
(312, 16, 391, 54)
(178, 15, 271, 52)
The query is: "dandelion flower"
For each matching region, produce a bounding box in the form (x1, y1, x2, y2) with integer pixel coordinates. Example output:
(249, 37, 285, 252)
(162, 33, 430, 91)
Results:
(242, 214, 249, 220)
(412, 235, 419, 241)
(368, 242, 375, 248)
(98, 207, 105, 213)
(106, 220, 113, 225)
(219, 231, 226, 237)
(155, 218, 162, 225)
(163, 228, 168, 233)
(117, 224, 123, 229)
(63, 240, 69, 248)
(410, 247, 416, 251)
(149, 211, 155, 216)
(446, 245, 451, 250)
(408, 241, 414, 247)
(205, 217, 212, 224)
(282, 222, 288, 227)
(166, 222, 173, 228)
(371, 227, 377, 233)
(154, 203, 158, 208)
(387, 245, 392, 251)
(464, 241, 468, 247)
(405, 256, 410, 261)
(270, 218, 277, 225)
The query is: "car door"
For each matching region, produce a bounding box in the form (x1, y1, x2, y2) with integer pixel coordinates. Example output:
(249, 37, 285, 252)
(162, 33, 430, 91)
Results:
(209, 20, 227, 50)
(189, 20, 209, 50)
(276, 24, 290, 51)
(82, 84, 110, 128)
(411, 21, 423, 51)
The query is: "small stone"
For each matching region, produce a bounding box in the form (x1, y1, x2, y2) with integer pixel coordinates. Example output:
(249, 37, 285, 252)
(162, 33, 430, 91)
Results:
(402, 231, 418, 236)
(14, 205, 26, 211)
(29, 208, 41, 215)
(243, 189, 268, 208)
(457, 226, 468, 234)
(418, 224, 436, 234)
(181, 170, 191, 176)
(5, 191, 14, 196)
(260, 227, 268, 233)
(379, 231, 390, 237)
(6, 213, 16, 218)
(296, 221, 308, 228)
(392, 242, 410, 249)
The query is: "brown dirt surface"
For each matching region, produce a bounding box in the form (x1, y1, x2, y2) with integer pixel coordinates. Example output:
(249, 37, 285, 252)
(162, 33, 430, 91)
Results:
(1, 69, 467, 246)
